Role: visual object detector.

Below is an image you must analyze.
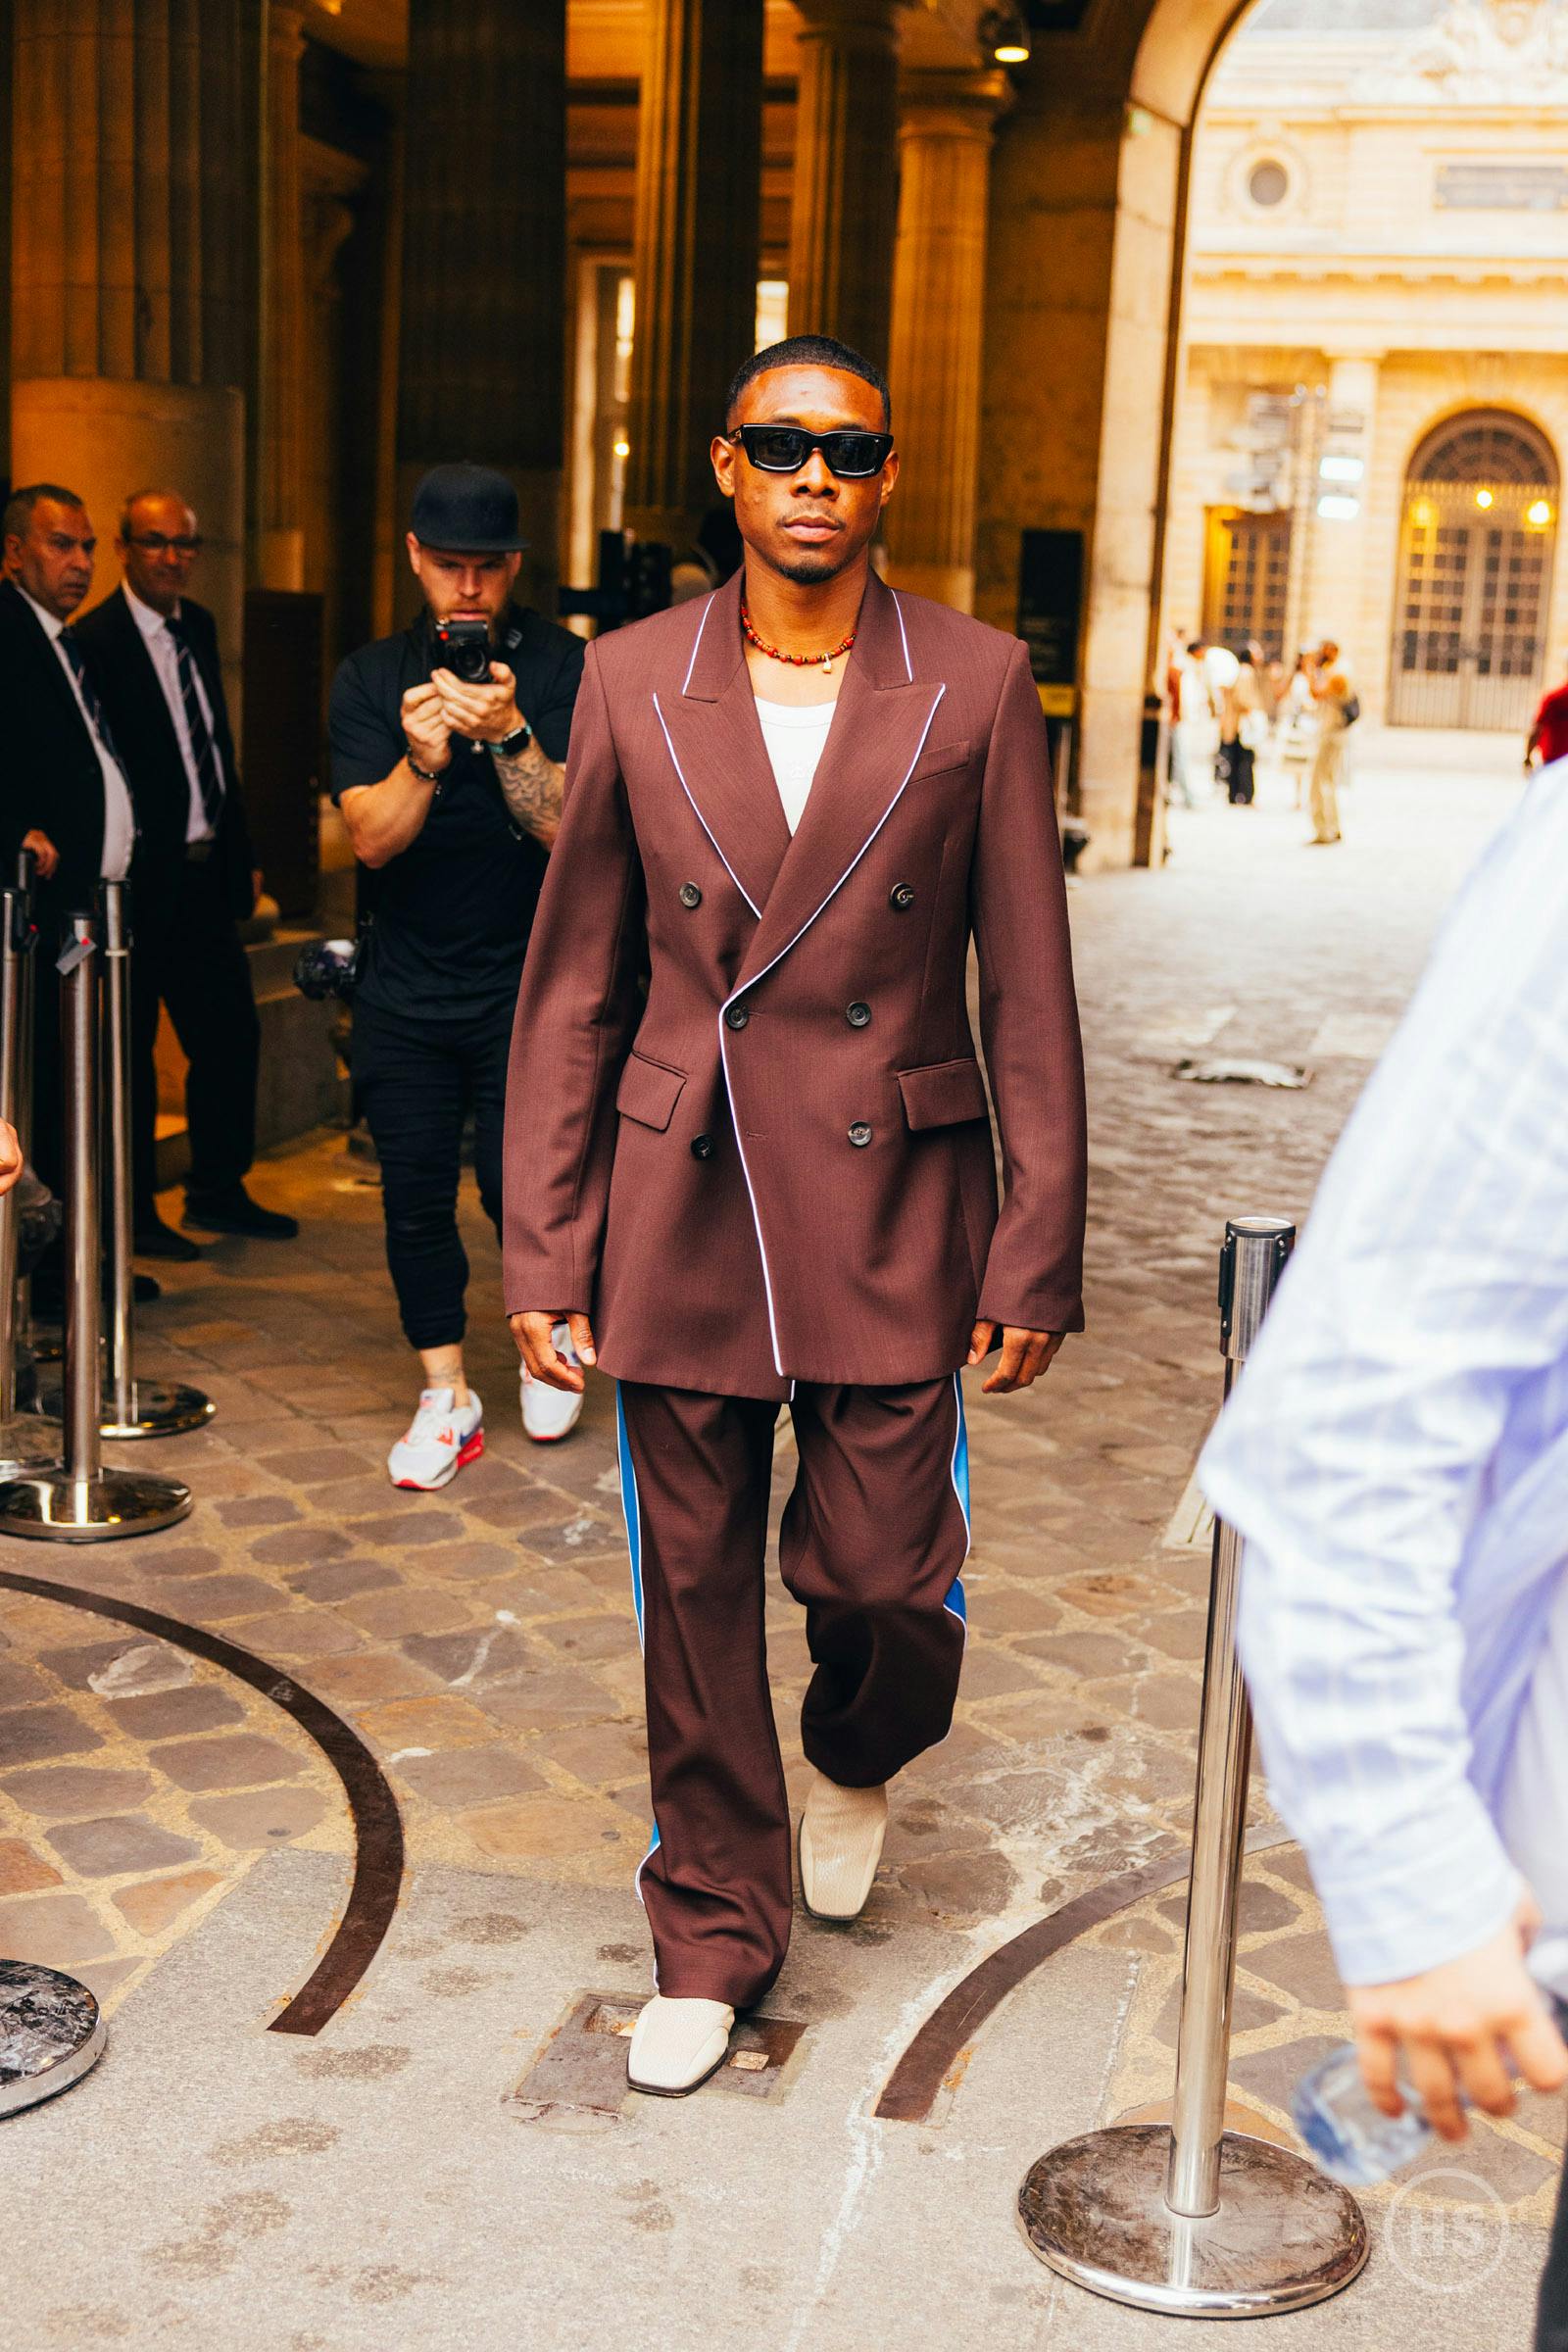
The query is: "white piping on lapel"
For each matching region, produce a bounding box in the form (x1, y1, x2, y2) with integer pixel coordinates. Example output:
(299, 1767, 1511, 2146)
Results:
(892, 591, 913, 684)
(718, 679, 948, 1376)
(681, 591, 716, 696)
(652, 690, 762, 920)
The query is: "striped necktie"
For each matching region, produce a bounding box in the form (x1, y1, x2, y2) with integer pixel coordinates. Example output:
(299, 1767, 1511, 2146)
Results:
(58, 628, 124, 770)
(165, 614, 226, 833)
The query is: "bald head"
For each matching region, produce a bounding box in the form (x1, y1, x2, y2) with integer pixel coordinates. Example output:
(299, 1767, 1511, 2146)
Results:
(118, 489, 202, 616)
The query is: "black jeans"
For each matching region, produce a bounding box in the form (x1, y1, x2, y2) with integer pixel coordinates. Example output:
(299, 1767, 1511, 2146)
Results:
(1537, 2003, 1568, 2351)
(352, 996, 511, 1351)
(131, 854, 261, 1221)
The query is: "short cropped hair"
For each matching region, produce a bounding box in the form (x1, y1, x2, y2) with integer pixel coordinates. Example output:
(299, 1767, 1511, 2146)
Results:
(723, 335, 892, 430)
(2, 481, 86, 543)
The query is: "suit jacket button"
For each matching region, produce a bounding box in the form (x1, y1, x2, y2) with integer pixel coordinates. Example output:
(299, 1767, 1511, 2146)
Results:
(848, 1121, 872, 1149)
(846, 1001, 871, 1028)
(724, 1004, 750, 1030)
(691, 1133, 716, 1160)
(890, 882, 915, 911)
(679, 881, 703, 908)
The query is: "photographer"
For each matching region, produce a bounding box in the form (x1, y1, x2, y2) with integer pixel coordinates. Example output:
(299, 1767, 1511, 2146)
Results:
(330, 464, 584, 1488)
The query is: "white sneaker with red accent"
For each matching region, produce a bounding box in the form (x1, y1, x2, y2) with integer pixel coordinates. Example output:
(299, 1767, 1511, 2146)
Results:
(520, 1322, 584, 1445)
(386, 1386, 484, 1491)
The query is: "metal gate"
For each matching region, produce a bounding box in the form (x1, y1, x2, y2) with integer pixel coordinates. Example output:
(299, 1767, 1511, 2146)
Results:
(1390, 414, 1557, 731)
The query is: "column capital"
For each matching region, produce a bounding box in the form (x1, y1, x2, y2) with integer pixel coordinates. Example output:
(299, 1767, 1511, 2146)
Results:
(791, 0, 909, 42)
(897, 67, 1013, 138)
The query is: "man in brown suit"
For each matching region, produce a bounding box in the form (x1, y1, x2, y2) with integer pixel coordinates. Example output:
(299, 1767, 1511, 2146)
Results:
(506, 334, 1087, 2094)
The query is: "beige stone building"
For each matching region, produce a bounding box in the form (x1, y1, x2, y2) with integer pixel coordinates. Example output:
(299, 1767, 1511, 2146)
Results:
(1165, 0, 1568, 731)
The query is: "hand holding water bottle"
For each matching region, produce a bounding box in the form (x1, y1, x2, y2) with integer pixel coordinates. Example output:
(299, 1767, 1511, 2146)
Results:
(1296, 1894, 1568, 2184)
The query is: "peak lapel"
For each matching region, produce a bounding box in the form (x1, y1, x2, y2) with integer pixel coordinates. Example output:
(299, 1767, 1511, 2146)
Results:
(734, 574, 944, 992)
(653, 574, 792, 918)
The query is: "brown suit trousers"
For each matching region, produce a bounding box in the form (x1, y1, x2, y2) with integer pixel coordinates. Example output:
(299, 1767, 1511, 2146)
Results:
(618, 1374, 970, 2006)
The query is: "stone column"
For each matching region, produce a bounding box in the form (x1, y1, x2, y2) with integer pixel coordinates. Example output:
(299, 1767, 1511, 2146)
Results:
(9, 0, 250, 662)
(886, 70, 1008, 612)
(787, 0, 906, 365)
(397, 0, 566, 610)
(1306, 353, 1382, 709)
(623, 0, 764, 551)
(258, 0, 308, 591)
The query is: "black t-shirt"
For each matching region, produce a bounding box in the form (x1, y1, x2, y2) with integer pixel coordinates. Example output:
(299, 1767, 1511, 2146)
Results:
(328, 603, 584, 1022)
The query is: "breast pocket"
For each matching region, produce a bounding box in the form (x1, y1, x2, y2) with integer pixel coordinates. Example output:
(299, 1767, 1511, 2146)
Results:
(615, 1051, 687, 1133)
(907, 739, 971, 785)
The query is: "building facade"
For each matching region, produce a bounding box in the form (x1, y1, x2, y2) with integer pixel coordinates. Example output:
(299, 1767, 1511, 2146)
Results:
(7, 0, 1560, 872)
(1165, 0, 1568, 730)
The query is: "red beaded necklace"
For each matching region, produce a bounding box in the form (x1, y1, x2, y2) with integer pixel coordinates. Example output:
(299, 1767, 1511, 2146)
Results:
(740, 600, 857, 675)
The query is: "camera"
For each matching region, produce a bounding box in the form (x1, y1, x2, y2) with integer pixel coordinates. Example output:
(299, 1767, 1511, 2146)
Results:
(294, 936, 363, 1002)
(430, 616, 494, 684)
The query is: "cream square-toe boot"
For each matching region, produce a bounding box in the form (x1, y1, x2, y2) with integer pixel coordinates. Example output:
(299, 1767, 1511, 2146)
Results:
(626, 1995, 735, 2096)
(798, 1768, 889, 1922)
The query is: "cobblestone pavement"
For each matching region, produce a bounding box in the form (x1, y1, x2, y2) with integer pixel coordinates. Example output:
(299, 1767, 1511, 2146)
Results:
(3, 732, 1562, 2293)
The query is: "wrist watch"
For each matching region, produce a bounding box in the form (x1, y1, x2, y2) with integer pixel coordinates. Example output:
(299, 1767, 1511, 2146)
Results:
(494, 717, 533, 758)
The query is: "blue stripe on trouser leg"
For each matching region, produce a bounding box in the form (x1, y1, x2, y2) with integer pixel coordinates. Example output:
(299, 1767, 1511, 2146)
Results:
(615, 1384, 661, 1935)
(947, 1372, 971, 1629)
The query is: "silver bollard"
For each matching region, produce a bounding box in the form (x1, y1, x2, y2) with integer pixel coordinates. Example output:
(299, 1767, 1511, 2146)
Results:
(13, 849, 58, 1372)
(0, 915, 191, 1540)
(97, 881, 213, 1439)
(1016, 1217, 1369, 2318)
(0, 879, 63, 1478)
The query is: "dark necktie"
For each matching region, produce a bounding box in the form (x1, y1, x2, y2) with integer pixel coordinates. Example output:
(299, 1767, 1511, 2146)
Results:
(165, 614, 225, 833)
(58, 628, 124, 770)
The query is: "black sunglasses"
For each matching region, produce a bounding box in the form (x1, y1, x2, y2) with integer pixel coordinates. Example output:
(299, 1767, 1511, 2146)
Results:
(126, 532, 203, 556)
(728, 425, 894, 479)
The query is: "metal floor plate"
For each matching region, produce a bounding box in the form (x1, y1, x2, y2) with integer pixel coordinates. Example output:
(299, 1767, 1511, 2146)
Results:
(509, 1993, 808, 2125)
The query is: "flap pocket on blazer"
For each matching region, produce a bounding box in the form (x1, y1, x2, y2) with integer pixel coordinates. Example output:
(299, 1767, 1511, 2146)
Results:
(898, 1057, 990, 1131)
(909, 738, 970, 783)
(615, 1052, 687, 1132)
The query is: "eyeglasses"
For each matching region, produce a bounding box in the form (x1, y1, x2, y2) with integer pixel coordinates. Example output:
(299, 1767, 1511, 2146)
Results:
(126, 532, 203, 556)
(728, 425, 895, 479)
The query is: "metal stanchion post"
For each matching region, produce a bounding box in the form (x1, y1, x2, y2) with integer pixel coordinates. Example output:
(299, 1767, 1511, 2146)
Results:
(1016, 1217, 1369, 2318)
(0, 878, 62, 1478)
(96, 882, 213, 1438)
(13, 849, 58, 1371)
(0, 1961, 106, 2115)
(0, 914, 191, 1540)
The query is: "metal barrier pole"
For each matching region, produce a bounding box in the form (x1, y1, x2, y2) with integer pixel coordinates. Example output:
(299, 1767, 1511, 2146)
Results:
(1016, 1216, 1368, 2318)
(0, 880, 62, 1477)
(96, 882, 214, 1439)
(0, 915, 191, 1541)
(13, 848, 56, 1369)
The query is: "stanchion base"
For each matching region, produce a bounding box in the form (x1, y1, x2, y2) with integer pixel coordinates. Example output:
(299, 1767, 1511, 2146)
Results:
(0, 1466, 192, 1543)
(1, 1960, 106, 2117)
(0, 1410, 63, 1480)
(1017, 2125, 1368, 2318)
(35, 1377, 216, 1441)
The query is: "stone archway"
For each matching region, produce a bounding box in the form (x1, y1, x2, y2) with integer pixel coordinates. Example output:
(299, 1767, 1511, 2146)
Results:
(1388, 410, 1559, 731)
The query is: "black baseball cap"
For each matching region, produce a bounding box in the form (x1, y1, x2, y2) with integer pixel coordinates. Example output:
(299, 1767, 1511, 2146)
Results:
(410, 463, 528, 554)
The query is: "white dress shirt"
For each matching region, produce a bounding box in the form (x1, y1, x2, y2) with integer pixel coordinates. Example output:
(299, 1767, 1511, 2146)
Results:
(124, 583, 219, 845)
(1200, 761, 1568, 1997)
(755, 696, 836, 836)
(20, 585, 135, 882)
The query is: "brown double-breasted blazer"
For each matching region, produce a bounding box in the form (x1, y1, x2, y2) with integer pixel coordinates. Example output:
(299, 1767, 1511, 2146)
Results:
(502, 568, 1087, 1401)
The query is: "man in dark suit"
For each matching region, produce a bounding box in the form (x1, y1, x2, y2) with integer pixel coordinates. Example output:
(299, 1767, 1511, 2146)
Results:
(504, 336, 1088, 2094)
(74, 490, 296, 1250)
(0, 483, 139, 1248)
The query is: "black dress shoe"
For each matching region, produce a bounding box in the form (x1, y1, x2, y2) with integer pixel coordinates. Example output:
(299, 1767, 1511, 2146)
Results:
(134, 1215, 204, 1262)
(184, 1184, 300, 1240)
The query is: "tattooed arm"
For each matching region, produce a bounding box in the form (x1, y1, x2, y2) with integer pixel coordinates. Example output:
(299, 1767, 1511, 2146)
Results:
(429, 659, 566, 851)
(489, 731, 565, 850)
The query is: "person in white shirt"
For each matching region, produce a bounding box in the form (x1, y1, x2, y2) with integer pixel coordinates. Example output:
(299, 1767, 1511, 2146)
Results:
(0, 484, 139, 1305)
(1200, 760, 1568, 2349)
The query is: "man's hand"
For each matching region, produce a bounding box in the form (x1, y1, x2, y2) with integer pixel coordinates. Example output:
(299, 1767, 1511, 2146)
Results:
(21, 828, 59, 880)
(510, 1309, 597, 1393)
(0, 1117, 22, 1195)
(432, 660, 524, 747)
(967, 1322, 1065, 1394)
(1348, 1896, 1568, 2141)
(401, 681, 453, 776)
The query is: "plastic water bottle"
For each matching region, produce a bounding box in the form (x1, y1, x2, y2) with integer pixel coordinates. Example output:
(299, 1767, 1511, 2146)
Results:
(1292, 1934, 1568, 2186)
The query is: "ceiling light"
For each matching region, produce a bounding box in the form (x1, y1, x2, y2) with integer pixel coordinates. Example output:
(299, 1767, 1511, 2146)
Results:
(980, 6, 1031, 66)
(1475, 487, 1494, 510)
(1527, 498, 1553, 527)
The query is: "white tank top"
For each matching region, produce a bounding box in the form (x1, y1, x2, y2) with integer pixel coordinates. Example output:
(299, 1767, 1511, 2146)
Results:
(755, 697, 836, 836)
